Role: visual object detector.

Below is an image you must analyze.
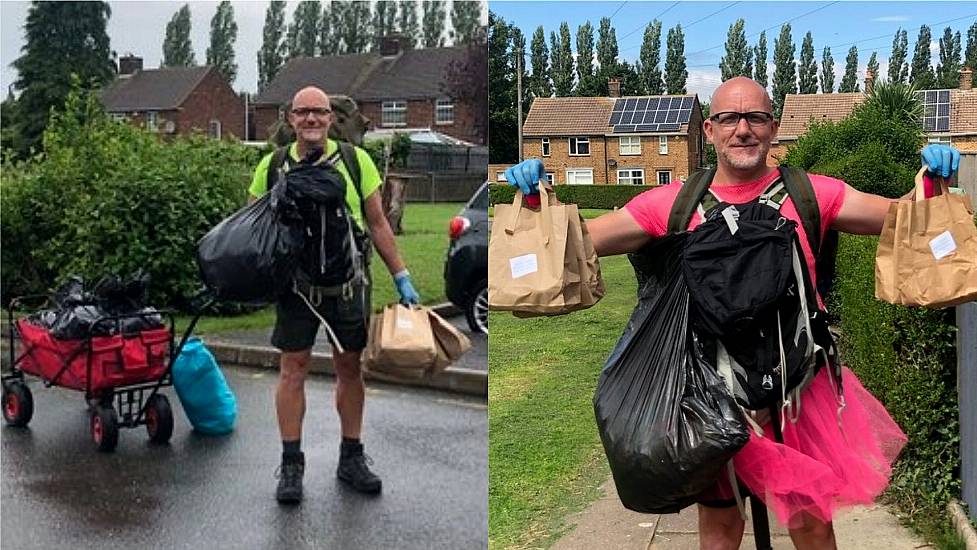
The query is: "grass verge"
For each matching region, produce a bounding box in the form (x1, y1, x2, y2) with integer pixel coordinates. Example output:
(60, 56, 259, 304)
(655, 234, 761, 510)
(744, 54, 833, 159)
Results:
(489, 254, 636, 549)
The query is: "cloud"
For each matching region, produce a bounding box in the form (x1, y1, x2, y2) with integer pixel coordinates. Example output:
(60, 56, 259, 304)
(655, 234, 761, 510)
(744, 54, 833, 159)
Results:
(870, 15, 910, 22)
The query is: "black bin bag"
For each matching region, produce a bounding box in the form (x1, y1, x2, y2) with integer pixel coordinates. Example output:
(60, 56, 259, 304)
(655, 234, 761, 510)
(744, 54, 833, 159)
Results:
(196, 191, 305, 304)
(594, 235, 749, 514)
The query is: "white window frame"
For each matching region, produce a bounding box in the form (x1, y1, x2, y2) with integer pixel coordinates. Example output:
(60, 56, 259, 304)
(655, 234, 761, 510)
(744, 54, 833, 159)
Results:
(209, 120, 222, 139)
(617, 168, 645, 185)
(435, 98, 454, 125)
(927, 136, 952, 145)
(381, 100, 407, 127)
(569, 137, 590, 156)
(619, 136, 641, 156)
(145, 111, 158, 132)
(657, 170, 673, 186)
(541, 137, 550, 157)
(545, 172, 555, 185)
(659, 135, 668, 155)
(496, 170, 507, 182)
(566, 169, 593, 185)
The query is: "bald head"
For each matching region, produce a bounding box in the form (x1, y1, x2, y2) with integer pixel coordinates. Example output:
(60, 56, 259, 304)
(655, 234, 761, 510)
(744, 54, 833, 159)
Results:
(711, 77, 772, 115)
(292, 86, 331, 108)
(289, 86, 333, 153)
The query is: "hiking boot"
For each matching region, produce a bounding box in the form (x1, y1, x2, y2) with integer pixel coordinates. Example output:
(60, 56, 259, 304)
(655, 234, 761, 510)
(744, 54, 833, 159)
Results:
(275, 452, 305, 504)
(337, 442, 382, 494)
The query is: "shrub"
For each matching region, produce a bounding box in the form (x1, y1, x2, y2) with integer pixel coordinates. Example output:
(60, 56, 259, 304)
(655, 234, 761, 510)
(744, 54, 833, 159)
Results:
(489, 183, 657, 209)
(1, 87, 258, 309)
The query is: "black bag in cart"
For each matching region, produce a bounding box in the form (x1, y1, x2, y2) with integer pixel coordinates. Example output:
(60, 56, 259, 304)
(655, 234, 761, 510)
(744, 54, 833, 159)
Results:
(594, 235, 749, 514)
(196, 193, 305, 304)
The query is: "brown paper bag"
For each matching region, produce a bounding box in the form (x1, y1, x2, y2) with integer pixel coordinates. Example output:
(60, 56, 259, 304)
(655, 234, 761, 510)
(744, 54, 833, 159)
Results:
(427, 308, 472, 372)
(363, 304, 438, 377)
(875, 167, 977, 308)
(565, 205, 605, 309)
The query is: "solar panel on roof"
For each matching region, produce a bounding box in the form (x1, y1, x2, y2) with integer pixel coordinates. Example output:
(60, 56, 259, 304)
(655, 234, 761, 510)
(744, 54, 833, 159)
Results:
(636, 97, 649, 110)
(681, 97, 694, 109)
(665, 110, 679, 123)
(625, 98, 638, 110)
(917, 89, 951, 136)
(636, 124, 660, 132)
(613, 98, 626, 111)
(609, 112, 623, 125)
(660, 123, 681, 131)
(647, 97, 660, 111)
(607, 96, 695, 133)
(936, 118, 949, 131)
(613, 125, 636, 133)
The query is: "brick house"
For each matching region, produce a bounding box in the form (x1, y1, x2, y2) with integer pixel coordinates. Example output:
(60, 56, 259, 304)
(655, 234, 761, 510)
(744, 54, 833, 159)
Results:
(253, 39, 484, 145)
(492, 81, 705, 186)
(770, 67, 977, 162)
(100, 56, 244, 139)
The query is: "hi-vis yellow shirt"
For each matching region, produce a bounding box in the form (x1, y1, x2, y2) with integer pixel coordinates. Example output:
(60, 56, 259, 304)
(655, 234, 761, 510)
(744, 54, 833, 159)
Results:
(248, 139, 382, 228)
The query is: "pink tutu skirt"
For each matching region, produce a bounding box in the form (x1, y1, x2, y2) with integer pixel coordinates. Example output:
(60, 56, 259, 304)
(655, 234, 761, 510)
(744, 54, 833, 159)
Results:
(698, 366, 907, 529)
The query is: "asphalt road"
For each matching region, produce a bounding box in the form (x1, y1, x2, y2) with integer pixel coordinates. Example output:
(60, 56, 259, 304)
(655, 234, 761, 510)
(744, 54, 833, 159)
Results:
(1, 366, 487, 550)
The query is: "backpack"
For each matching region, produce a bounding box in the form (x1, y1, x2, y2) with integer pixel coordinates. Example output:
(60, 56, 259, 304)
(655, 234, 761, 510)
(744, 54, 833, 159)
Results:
(267, 143, 368, 288)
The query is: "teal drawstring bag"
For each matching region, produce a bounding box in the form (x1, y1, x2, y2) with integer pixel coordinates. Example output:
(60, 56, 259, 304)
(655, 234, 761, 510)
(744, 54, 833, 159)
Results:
(172, 337, 237, 435)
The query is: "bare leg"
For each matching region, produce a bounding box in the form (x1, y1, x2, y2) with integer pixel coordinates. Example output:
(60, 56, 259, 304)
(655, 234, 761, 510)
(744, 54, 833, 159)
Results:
(276, 350, 312, 441)
(698, 505, 746, 550)
(332, 350, 365, 438)
(788, 513, 837, 550)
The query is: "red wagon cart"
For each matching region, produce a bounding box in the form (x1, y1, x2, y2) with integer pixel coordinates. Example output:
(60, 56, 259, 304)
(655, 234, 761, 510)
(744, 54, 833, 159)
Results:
(2, 295, 205, 452)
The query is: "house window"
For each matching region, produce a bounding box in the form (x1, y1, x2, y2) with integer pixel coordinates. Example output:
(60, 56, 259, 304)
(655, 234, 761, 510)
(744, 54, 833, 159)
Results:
(569, 137, 590, 156)
(927, 136, 951, 145)
(657, 170, 673, 185)
(145, 111, 158, 132)
(545, 172, 555, 185)
(435, 98, 454, 125)
(209, 120, 222, 139)
(110, 113, 127, 123)
(659, 135, 668, 155)
(617, 168, 645, 185)
(496, 171, 507, 182)
(541, 138, 550, 157)
(382, 101, 407, 127)
(566, 169, 593, 185)
(619, 136, 641, 155)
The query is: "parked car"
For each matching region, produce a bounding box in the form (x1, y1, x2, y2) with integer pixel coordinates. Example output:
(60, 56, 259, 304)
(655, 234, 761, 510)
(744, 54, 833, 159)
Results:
(444, 182, 489, 334)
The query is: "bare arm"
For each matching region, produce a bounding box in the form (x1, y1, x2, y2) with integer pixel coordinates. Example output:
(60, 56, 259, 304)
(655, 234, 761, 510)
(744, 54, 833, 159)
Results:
(363, 192, 406, 275)
(831, 184, 895, 235)
(586, 208, 654, 257)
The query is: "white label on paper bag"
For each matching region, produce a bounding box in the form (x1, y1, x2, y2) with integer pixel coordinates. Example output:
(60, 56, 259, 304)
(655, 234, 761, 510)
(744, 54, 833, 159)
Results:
(396, 317, 414, 331)
(929, 230, 957, 260)
(509, 254, 539, 279)
(721, 206, 740, 235)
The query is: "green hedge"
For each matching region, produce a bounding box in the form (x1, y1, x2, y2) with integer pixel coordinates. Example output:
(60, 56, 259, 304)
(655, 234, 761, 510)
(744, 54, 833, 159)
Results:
(833, 233, 961, 541)
(489, 183, 657, 209)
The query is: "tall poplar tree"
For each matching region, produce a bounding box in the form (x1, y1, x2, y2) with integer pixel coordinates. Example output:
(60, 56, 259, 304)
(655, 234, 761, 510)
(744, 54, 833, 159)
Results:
(205, 1, 237, 85)
(530, 26, 552, 98)
(664, 24, 687, 94)
(910, 25, 935, 89)
(966, 22, 977, 87)
(550, 22, 574, 96)
(839, 46, 859, 92)
(753, 31, 768, 87)
(373, 0, 397, 48)
(720, 19, 750, 80)
(596, 17, 618, 73)
(451, 0, 482, 45)
(576, 22, 602, 96)
(258, 0, 286, 92)
(797, 31, 817, 93)
(820, 46, 834, 93)
(488, 11, 516, 162)
(397, 0, 419, 49)
(289, 1, 320, 57)
(639, 20, 664, 94)
(422, 0, 447, 47)
(936, 27, 962, 88)
(337, 1, 371, 54)
(163, 4, 196, 67)
(866, 51, 879, 81)
(888, 28, 909, 83)
(771, 24, 796, 117)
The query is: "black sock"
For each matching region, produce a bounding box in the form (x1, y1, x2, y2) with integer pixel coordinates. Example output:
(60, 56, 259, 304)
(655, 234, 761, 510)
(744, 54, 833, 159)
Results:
(341, 437, 360, 447)
(283, 439, 302, 457)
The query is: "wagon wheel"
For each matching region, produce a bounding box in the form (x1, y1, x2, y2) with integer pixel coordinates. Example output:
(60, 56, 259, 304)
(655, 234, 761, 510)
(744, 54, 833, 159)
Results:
(144, 394, 174, 444)
(2, 381, 33, 427)
(90, 405, 119, 452)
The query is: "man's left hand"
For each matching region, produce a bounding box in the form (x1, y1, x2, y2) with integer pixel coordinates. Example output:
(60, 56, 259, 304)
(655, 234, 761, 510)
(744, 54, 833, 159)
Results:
(921, 144, 960, 179)
(394, 271, 420, 305)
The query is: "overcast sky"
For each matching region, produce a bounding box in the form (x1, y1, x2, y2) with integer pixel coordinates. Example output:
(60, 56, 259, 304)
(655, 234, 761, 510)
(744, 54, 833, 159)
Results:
(1, 1, 487, 95)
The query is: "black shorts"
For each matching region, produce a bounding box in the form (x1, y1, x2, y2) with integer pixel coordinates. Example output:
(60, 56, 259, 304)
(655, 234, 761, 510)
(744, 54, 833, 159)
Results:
(271, 275, 371, 353)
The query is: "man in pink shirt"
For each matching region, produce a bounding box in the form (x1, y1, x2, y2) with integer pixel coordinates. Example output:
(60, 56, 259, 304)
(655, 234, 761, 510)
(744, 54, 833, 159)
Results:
(505, 77, 960, 549)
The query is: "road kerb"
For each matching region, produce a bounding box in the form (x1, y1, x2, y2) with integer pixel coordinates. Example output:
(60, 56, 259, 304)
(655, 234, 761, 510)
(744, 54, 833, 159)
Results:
(950, 499, 977, 550)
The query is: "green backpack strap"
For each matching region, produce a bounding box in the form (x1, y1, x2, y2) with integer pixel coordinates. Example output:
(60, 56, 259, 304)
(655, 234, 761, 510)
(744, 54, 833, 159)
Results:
(264, 146, 290, 192)
(667, 167, 716, 234)
(777, 165, 821, 255)
(337, 141, 367, 223)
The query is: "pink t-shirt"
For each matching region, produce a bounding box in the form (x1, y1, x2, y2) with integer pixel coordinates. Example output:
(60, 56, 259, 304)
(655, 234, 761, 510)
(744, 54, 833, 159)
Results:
(624, 169, 847, 304)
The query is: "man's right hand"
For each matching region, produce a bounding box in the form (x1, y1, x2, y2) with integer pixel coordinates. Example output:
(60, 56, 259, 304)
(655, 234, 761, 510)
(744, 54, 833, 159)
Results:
(504, 159, 546, 195)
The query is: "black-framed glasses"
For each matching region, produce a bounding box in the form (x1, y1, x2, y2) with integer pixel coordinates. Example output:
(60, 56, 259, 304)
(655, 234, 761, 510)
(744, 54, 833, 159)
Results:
(290, 107, 332, 118)
(710, 111, 774, 127)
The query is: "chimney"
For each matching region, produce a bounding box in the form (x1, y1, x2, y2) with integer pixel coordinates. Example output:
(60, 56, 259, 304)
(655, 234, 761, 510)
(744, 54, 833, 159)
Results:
(119, 54, 143, 76)
(961, 66, 973, 91)
(380, 35, 403, 57)
(864, 68, 874, 95)
(608, 78, 621, 98)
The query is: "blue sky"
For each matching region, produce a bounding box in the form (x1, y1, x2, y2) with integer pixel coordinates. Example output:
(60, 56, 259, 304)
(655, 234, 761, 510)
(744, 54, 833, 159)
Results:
(491, 1, 977, 101)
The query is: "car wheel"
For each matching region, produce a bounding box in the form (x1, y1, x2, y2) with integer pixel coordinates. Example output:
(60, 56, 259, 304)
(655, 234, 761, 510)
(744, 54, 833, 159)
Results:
(465, 280, 488, 334)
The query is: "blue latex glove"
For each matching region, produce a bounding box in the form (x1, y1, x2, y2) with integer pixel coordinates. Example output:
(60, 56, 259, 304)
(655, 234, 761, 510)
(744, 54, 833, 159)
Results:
(394, 271, 420, 305)
(920, 144, 960, 179)
(504, 159, 546, 195)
